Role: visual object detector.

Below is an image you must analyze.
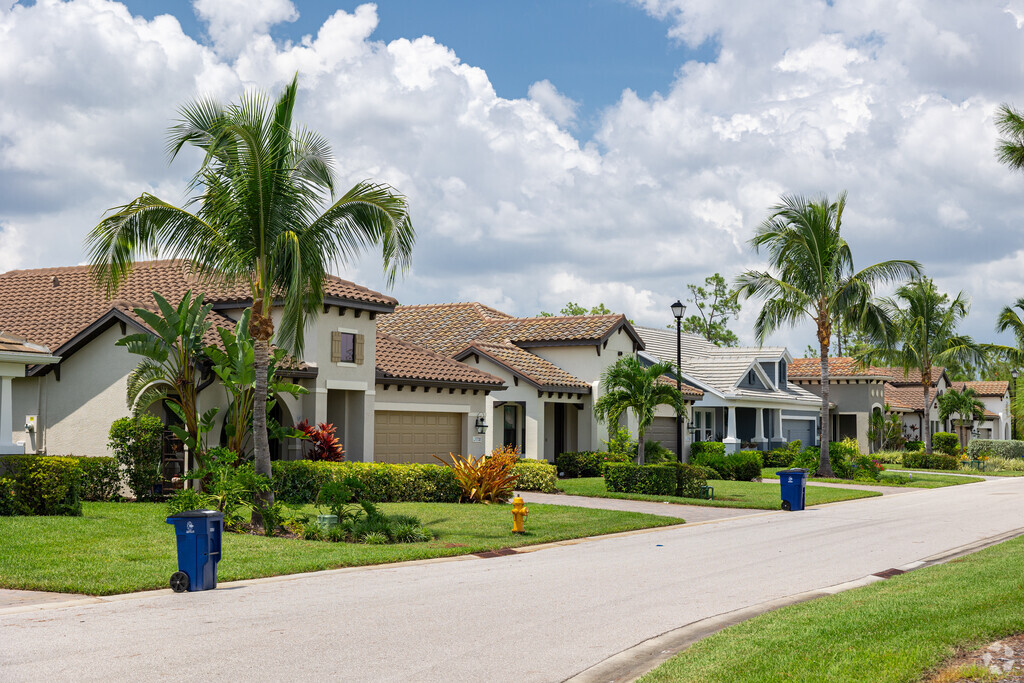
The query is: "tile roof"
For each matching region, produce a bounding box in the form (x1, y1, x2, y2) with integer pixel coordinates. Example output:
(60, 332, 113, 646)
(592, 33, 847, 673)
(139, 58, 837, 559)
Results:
(656, 374, 705, 399)
(788, 357, 880, 379)
(0, 331, 52, 355)
(378, 303, 638, 357)
(375, 333, 505, 388)
(871, 366, 946, 386)
(950, 381, 1010, 397)
(0, 260, 395, 353)
(458, 341, 592, 392)
(884, 383, 935, 412)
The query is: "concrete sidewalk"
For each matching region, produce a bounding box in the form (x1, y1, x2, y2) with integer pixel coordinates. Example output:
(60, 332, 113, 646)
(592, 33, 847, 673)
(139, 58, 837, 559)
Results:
(5, 476, 1024, 682)
(519, 491, 761, 522)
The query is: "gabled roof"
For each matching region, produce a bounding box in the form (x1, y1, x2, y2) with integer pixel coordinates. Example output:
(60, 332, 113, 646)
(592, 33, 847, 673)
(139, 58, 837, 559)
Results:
(950, 381, 1010, 398)
(378, 303, 642, 357)
(455, 341, 592, 392)
(0, 331, 60, 365)
(375, 333, 505, 389)
(788, 357, 883, 379)
(872, 365, 947, 387)
(655, 374, 705, 399)
(884, 383, 936, 413)
(0, 260, 396, 354)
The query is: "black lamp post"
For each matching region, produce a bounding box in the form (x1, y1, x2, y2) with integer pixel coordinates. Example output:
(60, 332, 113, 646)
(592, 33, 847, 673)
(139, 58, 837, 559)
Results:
(1012, 369, 1019, 440)
(671, 300, 687, 462)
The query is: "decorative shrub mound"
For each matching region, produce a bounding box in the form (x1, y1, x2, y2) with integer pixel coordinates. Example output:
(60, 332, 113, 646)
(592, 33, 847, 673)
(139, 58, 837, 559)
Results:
(69, 456, 121, 501)
(108, 414, 164, 500)
(0, 477, 15, 516)
(603, 463, 677, 496)
(690, 441, 726, 459)
(905, 440, 925, 452)
(792, 439, 860, 477)
(273, 461, 461, 504)
(0, 455, 82, 516)
(763, 441, 800, 468)
(690, 450, 762, 481)
(691, 451, 728, 479)
(513, 460, 558, 493)
(902, 451, 959, 470)
(694, 464, 720, 481)
(967, 439, 1024, 460)
(932, 432, 960, 456)
(556, 451, 630, 478)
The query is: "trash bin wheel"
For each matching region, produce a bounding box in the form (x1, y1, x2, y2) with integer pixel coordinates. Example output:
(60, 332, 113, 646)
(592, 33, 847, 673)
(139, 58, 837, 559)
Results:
(781, 500, 791, 511)
(170, 571, 190, 593)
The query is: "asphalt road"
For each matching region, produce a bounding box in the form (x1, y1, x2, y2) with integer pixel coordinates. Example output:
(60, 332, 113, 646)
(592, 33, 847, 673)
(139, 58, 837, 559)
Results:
(4, 476, 1024, 682)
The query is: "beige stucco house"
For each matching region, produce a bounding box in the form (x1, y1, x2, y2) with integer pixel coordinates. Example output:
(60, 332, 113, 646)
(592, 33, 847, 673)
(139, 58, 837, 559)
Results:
(0, 261, 506, 484)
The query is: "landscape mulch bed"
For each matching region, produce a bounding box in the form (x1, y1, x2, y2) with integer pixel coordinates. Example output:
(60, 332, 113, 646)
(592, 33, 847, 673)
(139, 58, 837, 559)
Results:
(927, 633, 1024, 682)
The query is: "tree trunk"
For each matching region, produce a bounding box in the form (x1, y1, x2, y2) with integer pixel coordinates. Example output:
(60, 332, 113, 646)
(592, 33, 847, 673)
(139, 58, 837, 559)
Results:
(637, 428, 646, 466)
(251, 334, 274, 526)
(818, 341, 835, 477)
(922, 381, 932, 455)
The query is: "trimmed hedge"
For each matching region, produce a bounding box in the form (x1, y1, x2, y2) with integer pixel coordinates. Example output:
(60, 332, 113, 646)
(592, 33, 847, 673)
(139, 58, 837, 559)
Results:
(763, 441, 801, 468)
(0, 455, 82, 516)
(690, 441, 726, 459)
(903, 451, 959, 470)
(513, 460, 558, 493)
(272, 460, 461, 504)
(603, 463, 677, 495)
(0, 477, 14, 516)
(933, 432, 960, 456)
(729, 451, 764, 482)
(906, 440, 925, 452)
(555, 451, 631, 478)
(70, 456, 121, 501)
(665, 462, 708, 498)
(967, 439, 1024, 459)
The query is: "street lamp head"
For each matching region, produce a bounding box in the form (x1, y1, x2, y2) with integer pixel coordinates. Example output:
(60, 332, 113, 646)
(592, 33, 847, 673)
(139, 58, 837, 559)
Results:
(1013, 368, 1019, 380)
(671, 300, 686, 320)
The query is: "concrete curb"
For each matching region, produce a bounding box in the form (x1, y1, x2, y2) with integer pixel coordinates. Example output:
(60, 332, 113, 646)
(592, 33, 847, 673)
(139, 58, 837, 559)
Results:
(564, 525, 1024, 683)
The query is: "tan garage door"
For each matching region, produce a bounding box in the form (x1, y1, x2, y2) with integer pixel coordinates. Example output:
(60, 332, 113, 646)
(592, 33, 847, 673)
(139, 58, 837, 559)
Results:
(647, 416, 681, 455)
(374, 411, 462, 464)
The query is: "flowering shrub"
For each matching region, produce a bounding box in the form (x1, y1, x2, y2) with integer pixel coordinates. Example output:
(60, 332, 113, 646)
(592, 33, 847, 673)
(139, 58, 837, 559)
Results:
(296, 420, 345, 461)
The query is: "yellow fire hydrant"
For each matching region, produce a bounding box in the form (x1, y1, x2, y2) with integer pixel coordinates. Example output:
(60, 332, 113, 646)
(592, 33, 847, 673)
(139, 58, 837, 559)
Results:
(511, 495, 529, 534)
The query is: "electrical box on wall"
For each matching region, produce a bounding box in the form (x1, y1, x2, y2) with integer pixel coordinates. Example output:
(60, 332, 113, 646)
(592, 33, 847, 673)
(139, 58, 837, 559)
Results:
(25, 415, 37, 432)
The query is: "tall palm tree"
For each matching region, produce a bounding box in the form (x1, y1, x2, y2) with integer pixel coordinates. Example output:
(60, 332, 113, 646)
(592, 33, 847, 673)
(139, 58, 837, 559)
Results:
(87, 76, 414, 518)
(736, 192, 920, 477)
(996, 104, 1024, 171)
(856, 278, 982, 455)
(937, 387, 985, 454)
(593, 357, 684, 465)
(988, 298, 1024, 435)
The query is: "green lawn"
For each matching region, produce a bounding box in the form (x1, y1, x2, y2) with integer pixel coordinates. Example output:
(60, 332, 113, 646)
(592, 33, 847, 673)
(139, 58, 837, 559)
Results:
(760, 468, 984, 488)
(892, 466, 1024, 477)
(641, 534, 1024, 683)
(556, 477, 879, 509)
(0, 501, 678, 595)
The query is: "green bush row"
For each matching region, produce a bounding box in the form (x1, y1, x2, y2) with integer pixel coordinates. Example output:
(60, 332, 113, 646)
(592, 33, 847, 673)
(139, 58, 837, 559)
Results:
(0, 455, 82, 516)
(512, 460, 558, 493)
(272, 460, 462, 504)
(903, 451, 959, 470)
(603, 462, 707, 498)
(967, 439, 1024, 459)
(0, 477, 15, 516)
(691, 450, 764, 481)
(69, 456, 121, 501)
(690, 441, 726, 459)
(555, 451, 631, 478)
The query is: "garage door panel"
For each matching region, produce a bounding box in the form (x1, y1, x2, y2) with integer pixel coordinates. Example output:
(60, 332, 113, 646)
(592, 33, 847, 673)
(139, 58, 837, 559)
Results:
(648, 416, 679, 454)
(375, 411, 462, 464)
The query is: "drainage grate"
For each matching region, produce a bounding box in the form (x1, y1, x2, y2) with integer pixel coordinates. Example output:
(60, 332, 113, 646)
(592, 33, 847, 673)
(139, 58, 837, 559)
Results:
(472, 548, 518, 559)
(873, 568, 907, 579)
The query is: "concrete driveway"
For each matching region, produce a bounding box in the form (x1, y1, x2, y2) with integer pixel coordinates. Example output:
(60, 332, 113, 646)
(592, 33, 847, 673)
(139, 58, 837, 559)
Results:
(4, 476, 1024, 682)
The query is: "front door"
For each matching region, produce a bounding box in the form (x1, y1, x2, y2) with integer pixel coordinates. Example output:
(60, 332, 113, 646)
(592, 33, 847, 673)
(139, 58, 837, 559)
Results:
(503, 404, 520, 450)
(692, 408, 714, 442)
(553, 403, 566, 457)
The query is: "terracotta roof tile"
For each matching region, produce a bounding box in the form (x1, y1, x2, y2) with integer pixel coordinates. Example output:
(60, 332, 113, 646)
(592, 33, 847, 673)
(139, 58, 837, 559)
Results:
(884, 383, 935, 412)
(950, 381, 1010, 397)
(0, 260, 394, 352)
(871, 366, 945, 386)
(458, 341, 592, 392)
(656, 374, 705, 398)
(375, 333, 504, 387)
(789, 357, 877, 378)
(0, 331, 52, 355)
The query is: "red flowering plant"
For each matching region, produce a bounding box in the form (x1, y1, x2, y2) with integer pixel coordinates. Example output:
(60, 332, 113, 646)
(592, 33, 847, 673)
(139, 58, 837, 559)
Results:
(296, 420, 345, 462)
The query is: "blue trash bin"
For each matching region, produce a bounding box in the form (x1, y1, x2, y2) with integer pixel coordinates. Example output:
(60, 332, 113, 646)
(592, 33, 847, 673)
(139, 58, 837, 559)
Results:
(165, 509, 223, 592)
(778, 468, 808, 511)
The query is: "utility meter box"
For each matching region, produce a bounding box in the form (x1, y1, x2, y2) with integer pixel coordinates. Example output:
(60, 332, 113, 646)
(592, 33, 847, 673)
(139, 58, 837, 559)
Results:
(24, 415, 37, 432)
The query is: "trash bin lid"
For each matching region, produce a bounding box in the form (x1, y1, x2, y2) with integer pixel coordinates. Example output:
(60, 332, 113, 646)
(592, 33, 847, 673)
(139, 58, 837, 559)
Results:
(777, 468, 808, 474)
(166, 509, 224, 519)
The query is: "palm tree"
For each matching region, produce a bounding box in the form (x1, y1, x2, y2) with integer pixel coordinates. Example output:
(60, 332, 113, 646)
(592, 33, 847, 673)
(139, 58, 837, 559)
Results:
(593, 357, 684, 465)
(937, 387, 985, 454)
(87, 76, 414, 520)
(996, 104, 1024, 171)
(119, 291, 215, 470)
(856, 278, 982, 455)
(987, 298, 1024, 436)
(736, 192, 920, 477)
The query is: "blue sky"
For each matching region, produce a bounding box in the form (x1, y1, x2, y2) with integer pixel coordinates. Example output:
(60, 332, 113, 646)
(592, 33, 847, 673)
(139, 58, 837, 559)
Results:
(115, 0, 715, 135)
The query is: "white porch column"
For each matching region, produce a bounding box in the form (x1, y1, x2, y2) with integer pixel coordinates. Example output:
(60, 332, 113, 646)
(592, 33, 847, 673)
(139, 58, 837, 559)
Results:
(754, 407, 766, 448)
(0, 375, 15, 453)
(723, 405, 740, 454)
(774, 409, 786, 443)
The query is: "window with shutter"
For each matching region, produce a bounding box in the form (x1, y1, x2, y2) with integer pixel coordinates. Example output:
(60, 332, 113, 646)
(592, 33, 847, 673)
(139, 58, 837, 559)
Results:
(354, 334, 364, 364)
(331, 331, 356, 363)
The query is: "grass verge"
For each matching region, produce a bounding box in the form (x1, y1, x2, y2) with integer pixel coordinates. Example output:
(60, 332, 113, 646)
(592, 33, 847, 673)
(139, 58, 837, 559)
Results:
(891, 467, 1024, 478)
(760, 468, 984, 488)
(640, 533, 1024, 683)
(0, 501, 677, 595)
(556, 477, 879, 509)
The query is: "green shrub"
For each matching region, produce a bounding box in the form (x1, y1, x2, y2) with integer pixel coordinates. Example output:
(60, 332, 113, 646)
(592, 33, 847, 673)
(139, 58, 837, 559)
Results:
(603, 463, 677, 495)
(0, 477, 15, 516)
(691, 451, 728, 479)
(930, 454, 959, 470)
(513, 460, 558, 492)
(690, 441, 725, 459)
(872, 451, 904, 465)
(905, 440, 925, 452)
(729, 451, 764, 482)
(272, 461, 461, 504)
(166, 488, 206, 515)
(933, 432, 960, 456)
(967, 439, 1024, 459)
(851, 455, 884, 481)
(793, 440, 858, 478)
(763, 441, 798, 468)
(664, 462, 707, 498)
(0, 455, 82, 516)
(108, 414, 164, 500)
(556, 451, 629, 478)
(70, 456, 121, 501)
(643, 440, 675, 464)
(694, 464, 720, 481)
(902, 451, 959, 470)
